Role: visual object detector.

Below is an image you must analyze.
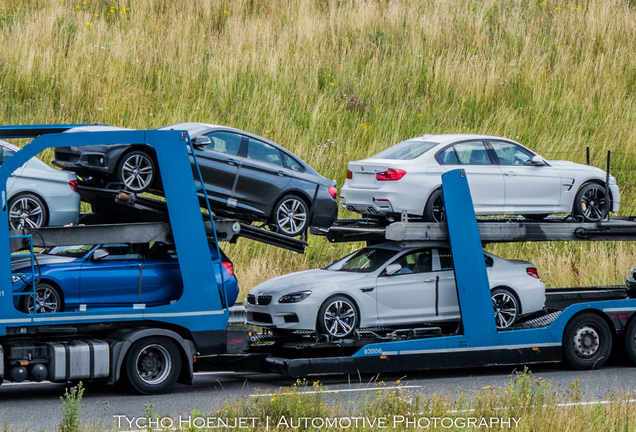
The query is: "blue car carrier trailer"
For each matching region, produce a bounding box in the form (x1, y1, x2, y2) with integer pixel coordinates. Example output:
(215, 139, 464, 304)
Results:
(0, 127, 635, 394)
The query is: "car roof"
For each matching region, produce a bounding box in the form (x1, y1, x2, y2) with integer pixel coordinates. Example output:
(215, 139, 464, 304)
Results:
(409, 134, 518, 145)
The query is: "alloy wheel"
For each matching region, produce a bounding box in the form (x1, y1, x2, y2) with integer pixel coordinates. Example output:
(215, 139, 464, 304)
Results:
(492, 290, 519, 329)
(9, 196, 45, 229)
(275, 197, 308, 236)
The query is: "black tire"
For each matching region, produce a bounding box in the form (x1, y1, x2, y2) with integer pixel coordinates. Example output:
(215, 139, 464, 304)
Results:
(563, 313, 612, 370)
(8, 193, 48, 229)
(317, 295, 359, 338)
(270, 195, 309, 236)
(116, 150, 156, 193)
(122, 337, 181, 395)
(20, 283, 63, 314)
(572, 183, 608, 222)
(523, 214, 549, 221)
(624, 318, 636, 364)
(423, 189, 445, 222)
(491, 288, 520, 329)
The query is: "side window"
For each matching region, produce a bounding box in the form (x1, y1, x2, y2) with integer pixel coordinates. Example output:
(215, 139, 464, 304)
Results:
(387, 249, 432, 275)
(437, 147, 459, 165)
(147, 242, 177, 260)
(438, 248, 494, 270)
(203, 131, 242, 156)
(99, 244, 142, 261)
(489, 141, 534, 166)
(247, 138, 283, 167)
(453, 141, 491, 165)
(282, 153, 304, 172)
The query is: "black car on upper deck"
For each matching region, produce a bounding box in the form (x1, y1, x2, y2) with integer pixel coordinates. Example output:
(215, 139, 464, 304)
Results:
(53, 123, 338, 236)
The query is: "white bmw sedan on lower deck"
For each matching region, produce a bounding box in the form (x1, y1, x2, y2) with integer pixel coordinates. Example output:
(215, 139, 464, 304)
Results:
(245, 243, 545, 337)
(340, 134, 619, 222)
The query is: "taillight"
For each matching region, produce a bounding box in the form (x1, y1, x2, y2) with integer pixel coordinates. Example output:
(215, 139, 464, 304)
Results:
(222, 261, 234, 275)
(376, 169, 406, 181)
(526, 267, 539, 279)
(346, 170, 353, 179)
(69, 180, 78, 192)
(328, 186, 337, 199)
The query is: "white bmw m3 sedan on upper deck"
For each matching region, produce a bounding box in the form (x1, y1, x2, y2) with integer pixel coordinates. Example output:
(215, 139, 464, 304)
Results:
(340, 134, 619, 222)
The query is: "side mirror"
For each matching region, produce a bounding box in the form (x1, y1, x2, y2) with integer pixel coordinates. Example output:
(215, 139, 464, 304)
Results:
(384, 263, 402, 276)
(92, 248, 109, 261)
(192, 136, 212, 147)
(529, 155, 545, 166)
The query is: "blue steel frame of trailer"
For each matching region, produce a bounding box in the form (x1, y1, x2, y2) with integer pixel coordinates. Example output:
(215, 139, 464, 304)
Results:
(345, 169, 636, 365)
(0, 129, 227, 336)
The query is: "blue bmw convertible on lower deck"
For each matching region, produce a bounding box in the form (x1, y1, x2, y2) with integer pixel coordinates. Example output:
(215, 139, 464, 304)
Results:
(11, 242, 239, 313)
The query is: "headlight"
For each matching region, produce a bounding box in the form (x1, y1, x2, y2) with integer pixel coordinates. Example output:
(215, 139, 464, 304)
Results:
(278, 290, 312, 303)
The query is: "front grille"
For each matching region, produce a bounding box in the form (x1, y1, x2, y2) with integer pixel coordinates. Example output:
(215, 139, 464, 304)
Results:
(250, 312, 273, 324)
(257, 295, 272, 306)
(247, 294, 256, 305)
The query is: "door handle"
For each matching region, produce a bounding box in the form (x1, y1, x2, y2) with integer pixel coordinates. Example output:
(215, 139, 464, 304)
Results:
(127, 264, 141, 268)
(423, 278, 435, 283)
(227, 159, 238, 166)
(276, 170, 286, 177)
(504, 171, 517, 176)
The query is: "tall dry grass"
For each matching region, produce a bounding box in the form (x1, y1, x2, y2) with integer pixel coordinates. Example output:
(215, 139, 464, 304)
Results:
(3, 0, 636, 293)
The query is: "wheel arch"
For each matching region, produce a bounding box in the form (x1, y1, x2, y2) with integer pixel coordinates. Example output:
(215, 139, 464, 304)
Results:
(316, 292, 362, 327)
(272, 189, 313, 214)
(490, 285, 522, 314)
(563, 308, 618, 340)
(8, 191, 51, 227)
(108, 328, 195, 385)
(572, 179, 613, 207)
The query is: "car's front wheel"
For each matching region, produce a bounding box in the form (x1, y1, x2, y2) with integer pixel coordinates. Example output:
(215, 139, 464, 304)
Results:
(8, 193, 48, 229)
(317, 295, 359, 338)
(116, 150, 156, 193)
(491, 288, 519, 329)
(270, 195, 309, 236)
(572, 183, 608, 222)
(20, 283, 63, 314)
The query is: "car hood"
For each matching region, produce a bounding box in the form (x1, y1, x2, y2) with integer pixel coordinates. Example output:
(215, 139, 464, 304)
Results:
(547, 160, 607, 178)
(249, 268, 372, 296)
(11, 254, 77, 271)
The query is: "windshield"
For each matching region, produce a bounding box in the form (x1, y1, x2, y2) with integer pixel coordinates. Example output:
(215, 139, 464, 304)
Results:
(326, 247, 398, 273)
(40, 245, 94, 258)
(370, 140, 437, 160)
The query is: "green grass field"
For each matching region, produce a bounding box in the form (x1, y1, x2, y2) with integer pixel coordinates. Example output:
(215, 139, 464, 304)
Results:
(2, 0, 636, 292)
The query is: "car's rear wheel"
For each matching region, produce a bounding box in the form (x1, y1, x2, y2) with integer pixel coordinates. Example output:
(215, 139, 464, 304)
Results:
(270, 195, 309, 236)
(20, 283, 63, 314)
(572, 183, 608, 222)
(491, 288, 519, 329)
(423, 189, 445, 223)
(116, 150, 156, 193)
(8, 193, 48, 229)
(317, 295, 359, 338)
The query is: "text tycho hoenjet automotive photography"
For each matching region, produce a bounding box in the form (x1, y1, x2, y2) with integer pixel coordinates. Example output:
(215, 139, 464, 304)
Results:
(2, 1, 636, 432)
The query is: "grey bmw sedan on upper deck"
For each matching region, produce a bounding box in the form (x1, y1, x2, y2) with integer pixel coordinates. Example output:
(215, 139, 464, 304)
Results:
(53, 123, 338, 236)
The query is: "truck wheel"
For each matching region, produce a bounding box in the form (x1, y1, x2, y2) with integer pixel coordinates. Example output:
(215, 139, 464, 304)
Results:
(563, 313, 612, 370)
(624, 318, 636, 364)
(123, 337, 181, 394)
(317, 295, 358, 338)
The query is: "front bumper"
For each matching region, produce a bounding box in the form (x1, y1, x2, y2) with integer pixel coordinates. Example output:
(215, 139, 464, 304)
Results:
(245, 297, 320, 331)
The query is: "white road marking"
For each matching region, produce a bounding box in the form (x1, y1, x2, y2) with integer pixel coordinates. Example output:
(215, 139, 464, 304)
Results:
(250, 385, 422, 397)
